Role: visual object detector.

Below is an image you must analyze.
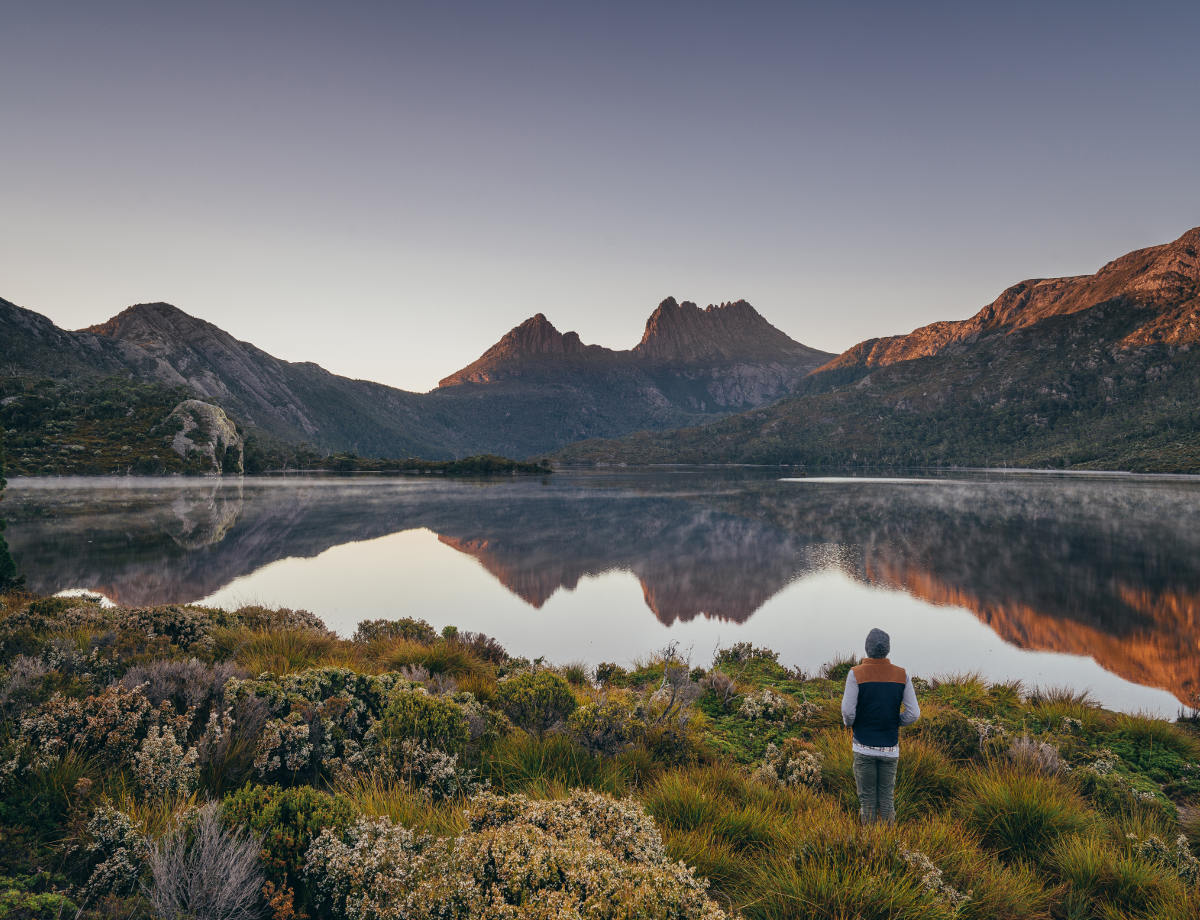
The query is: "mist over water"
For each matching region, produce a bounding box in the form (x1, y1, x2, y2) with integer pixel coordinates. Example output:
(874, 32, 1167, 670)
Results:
(6, 469, 1198, 716)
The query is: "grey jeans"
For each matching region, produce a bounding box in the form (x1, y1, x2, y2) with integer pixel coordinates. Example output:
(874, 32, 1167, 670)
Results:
(852, 752, 898, 824)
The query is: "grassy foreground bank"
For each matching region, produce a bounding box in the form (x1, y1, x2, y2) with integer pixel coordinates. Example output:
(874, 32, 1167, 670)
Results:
(2, 594, 1199, 919)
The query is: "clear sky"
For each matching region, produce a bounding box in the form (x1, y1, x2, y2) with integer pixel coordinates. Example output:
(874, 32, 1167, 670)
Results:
(2, 0, 1198, 392)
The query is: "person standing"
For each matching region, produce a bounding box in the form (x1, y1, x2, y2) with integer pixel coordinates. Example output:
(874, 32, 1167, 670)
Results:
(840, 628, 920, 824)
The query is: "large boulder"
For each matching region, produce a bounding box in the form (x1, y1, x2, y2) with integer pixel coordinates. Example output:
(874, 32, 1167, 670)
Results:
(164, 399, 243, 474)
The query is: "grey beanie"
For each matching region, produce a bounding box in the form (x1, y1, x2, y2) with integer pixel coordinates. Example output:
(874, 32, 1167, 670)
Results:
(865, 628, 891, 659)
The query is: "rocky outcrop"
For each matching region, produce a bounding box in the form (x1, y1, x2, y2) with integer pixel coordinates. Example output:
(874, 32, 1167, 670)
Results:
(165, 399, 244, 474)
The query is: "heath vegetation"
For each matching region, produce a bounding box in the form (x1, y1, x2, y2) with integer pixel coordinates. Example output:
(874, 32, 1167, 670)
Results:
(2, 592, 1200, 919)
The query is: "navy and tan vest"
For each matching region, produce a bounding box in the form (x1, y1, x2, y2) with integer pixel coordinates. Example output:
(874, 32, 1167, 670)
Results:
(852, 658, 908, 748)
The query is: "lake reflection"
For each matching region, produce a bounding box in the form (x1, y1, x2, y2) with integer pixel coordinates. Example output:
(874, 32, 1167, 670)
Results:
(4, 470, 1199, 716)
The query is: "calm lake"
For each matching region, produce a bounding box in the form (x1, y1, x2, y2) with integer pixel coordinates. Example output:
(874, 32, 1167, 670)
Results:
(4, 469, 1198, 717)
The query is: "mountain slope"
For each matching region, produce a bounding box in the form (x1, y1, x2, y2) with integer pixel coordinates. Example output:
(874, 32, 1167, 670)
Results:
(557, 227, 1200, 472)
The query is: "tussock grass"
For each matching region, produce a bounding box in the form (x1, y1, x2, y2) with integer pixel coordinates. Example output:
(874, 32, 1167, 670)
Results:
(374, 636, 487, 679)
(335, 772, 468, 836)
(929, 672, 992, 715)
(1050, 832, 1191, 919)
(225, 628, 349, 674)
(960, 765, 1093, 863)
(110, 786, 201, 839)
(1114, 711, 1200, 761)
(478, 733, 653, 796)
(558, 660, 591, 686)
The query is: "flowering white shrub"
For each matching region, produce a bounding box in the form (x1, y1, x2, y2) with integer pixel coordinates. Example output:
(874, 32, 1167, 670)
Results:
(15, 683, 154, 770)
(738, 687, 808, 722)
(134, 724, 200, 797)
(1130, 832, 1200, 885)
(753, 740, 823, 789)
(229, 667, 414, 779)
(395, 739, 478, 801)
(79, 805, 149, 905)
(305, 790, 733, 919)
(900, 847, 971, 910)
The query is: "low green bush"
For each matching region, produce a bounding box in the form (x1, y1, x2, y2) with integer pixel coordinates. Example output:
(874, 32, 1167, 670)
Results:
(494, 669, 577, 737)
(222, 783, 354, 919)
(377, 688, 470, 753)
(352, 617, 438, 645)
(567, 695, 639, 755)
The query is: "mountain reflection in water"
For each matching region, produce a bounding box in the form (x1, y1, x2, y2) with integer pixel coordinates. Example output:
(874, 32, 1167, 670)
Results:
(5, 471, 1199, 710)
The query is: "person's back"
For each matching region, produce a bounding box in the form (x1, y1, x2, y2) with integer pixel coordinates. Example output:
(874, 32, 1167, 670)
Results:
(840, 628, 920, 823)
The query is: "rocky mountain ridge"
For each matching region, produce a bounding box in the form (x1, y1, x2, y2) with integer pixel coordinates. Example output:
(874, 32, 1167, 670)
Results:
(818, 226, 1200, 376)
(438, 298, 830, 386)
(1, 295, 830, 462)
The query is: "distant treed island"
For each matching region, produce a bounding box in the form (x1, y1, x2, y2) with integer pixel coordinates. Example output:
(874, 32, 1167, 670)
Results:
(2, 226, 1200, 474)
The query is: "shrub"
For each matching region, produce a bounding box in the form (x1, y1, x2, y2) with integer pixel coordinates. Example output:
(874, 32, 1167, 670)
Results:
(820, 653, 858, 682)
(304, 790, 732, 920)
(0, 874, 78, 918)
(222, 783, 354, 919)
(962, 767, 1091, 863)
(1007, 733, 1066, 775)
(714, 642, 779, 670)
(352, 617, 437, 645)
(494, 670, 577, 737)
(594, 661, 628, 685)
(78, 805, 149, 906)
(0, 654, 49, 722)
(373, 687, 478, 799)
(222, 606, 330, 634)
(753, 738, 823, 790)
(898, 847, 971, 911)
(452, 630, 507, 664)
(566, 695, 640, 755)
(147, 802, 264, 920)
(739, 687, 800, 722)
(912, 707, 979, 761)
(226, 667, 411, 781)
(377, 688, 470, 753)
(699, 670, 737, 709)
(121, 658, 245, 718)
(134, 725, 200, 797)
(16, 683, 154, 770)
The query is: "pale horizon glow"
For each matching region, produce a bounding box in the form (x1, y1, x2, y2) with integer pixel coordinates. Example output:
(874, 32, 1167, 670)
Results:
(2, 1, 1198, 391)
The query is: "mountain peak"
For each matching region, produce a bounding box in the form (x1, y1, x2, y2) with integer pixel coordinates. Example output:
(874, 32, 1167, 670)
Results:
(634, 296, 819, 363)
(84, 302, 210, 340)
(438, 313, 592, 387)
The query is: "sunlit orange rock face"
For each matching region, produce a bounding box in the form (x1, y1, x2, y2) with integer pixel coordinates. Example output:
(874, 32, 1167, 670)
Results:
(819, 226, 1200, 374)
(866, 559, 1200, 706)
